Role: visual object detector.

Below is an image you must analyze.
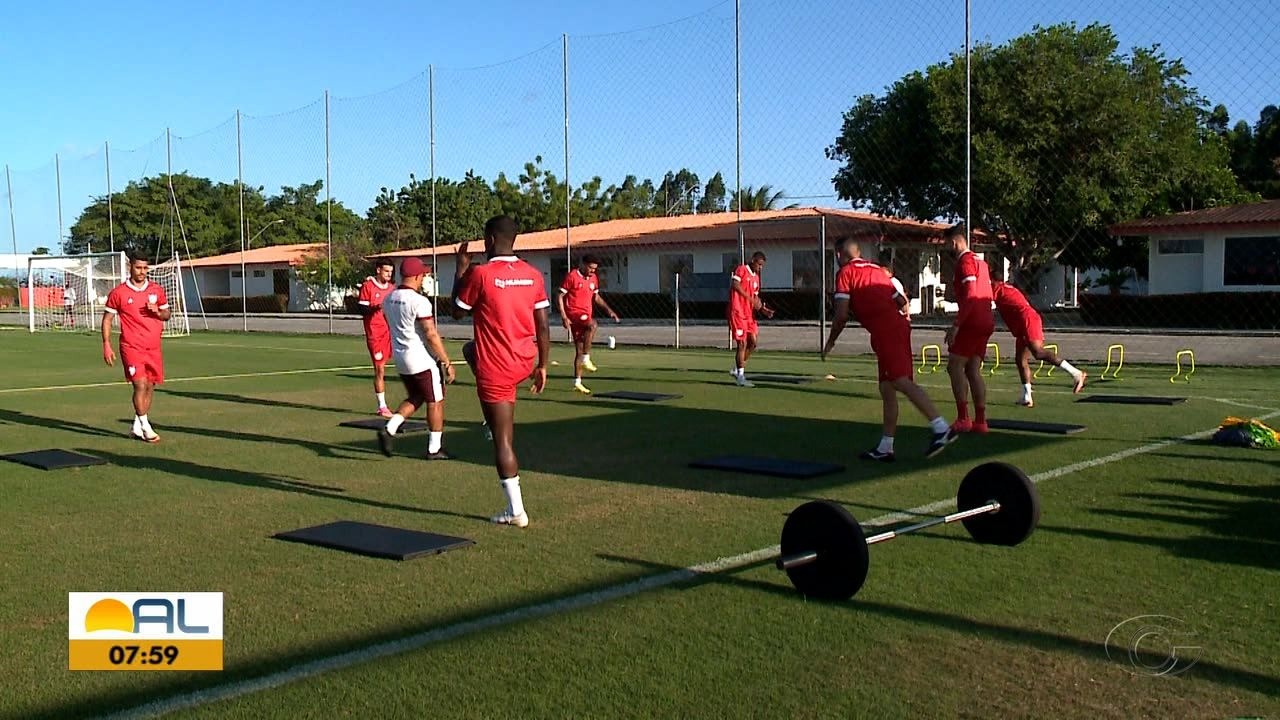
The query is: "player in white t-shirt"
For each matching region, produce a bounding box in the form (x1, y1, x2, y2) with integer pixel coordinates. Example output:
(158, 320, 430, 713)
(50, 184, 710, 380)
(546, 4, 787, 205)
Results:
(62, 284, 78, 327)
(376, 257, 456, 460)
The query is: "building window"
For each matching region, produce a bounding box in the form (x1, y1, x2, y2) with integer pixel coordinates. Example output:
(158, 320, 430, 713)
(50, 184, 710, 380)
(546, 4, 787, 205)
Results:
(659, 253, 694, 293)
(792, 250, 824, 291)
(253, 270, 266, 278)
(722, 252, 739, 274)
(1223, 236, 1280, 286)
(231, 270, 243, 278)
(1156, 238, 1204, 255)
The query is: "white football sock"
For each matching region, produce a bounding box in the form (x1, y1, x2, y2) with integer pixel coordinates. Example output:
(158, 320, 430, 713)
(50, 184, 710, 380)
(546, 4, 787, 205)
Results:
(583, 354, 591, 363)
(574, 376, 583, 384)
(929, 417, 949, 434)
(132, 416, 142, 433)
(735, 367, 745, 378)
(501, 476, 525, 517)
(376, 392, 386, 408)
(428, 431, 442, 454)
(386, 414, 405, 435)
(877, 436, 895, 454)
(1022, 383, 1033, 398)
(1059, 360, 1082, 378)
(139, 414, 152, 430)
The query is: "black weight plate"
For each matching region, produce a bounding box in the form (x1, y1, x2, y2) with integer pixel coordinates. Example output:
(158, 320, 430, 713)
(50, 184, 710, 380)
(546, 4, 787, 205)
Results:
(779, 501, 868, 601)
(957, 462, 1040, 546)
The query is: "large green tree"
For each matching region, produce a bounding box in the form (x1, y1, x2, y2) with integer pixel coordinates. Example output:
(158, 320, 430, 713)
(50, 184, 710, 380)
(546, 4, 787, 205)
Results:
(729, 184, 798, 212)
(1214, 104, 1280, 199)
(826, 23, 1255, 284)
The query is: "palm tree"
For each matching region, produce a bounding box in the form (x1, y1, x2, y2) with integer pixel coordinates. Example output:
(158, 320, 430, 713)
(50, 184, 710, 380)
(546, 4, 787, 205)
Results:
(729, 184, 800, 211)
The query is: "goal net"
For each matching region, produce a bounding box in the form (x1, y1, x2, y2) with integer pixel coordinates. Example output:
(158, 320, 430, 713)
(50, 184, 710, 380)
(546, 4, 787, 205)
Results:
(26, 252, 126, 333)
(26, 251, 191, 337)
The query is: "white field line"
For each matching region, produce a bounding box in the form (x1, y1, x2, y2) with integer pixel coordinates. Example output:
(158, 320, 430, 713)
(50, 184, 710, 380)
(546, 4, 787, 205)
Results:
(0, 366, 368, 395)
(97, 406, 1280, 720)
(181, 341, 366, 356)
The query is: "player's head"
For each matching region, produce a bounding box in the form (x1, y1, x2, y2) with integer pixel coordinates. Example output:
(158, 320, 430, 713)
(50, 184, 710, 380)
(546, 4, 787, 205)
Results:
(126, 251, 149, 283)
(483, 215, 518, 258)
(749, 251, 766, 274)
(399, 257, 427, 289)
(833, 237, 865, 265)
(580, 254, 600, 276)
(374, 259, 394, 283)
(944, 223, 968, 255)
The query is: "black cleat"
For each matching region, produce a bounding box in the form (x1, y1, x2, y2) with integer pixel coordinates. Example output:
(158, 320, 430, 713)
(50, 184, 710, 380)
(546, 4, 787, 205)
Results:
(423, 449, 454, 461)
(377, 428, 394, 457)
(859, 449, 895, 462)
(925, 426, 959, 459)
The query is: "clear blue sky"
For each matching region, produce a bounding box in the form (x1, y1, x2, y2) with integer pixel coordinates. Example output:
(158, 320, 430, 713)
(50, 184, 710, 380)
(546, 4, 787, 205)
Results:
(1, 0, 1276, 254)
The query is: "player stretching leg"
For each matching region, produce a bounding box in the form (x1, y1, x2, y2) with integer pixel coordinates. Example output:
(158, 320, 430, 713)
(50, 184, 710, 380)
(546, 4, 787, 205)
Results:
(357, 260, 395, 417)
(823, 238, 957, 460)
(991, 281, 1086, 406)
(377, 257, 456, 460)
(943, 225, 995, 434)
(727, 251, 774, 387)
(557, 253, 619, 394)
(452, 215, 552, 528)
(101, 252, 171, 443)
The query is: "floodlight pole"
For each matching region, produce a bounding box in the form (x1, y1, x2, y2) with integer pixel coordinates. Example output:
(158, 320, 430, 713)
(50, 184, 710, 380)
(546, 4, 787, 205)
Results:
(964, 0, 972, 245)
(429, 64, 437, 315)
(105, 141, 114, 254)
(325, 90, 333, 334)
(734, 0, 744, 264)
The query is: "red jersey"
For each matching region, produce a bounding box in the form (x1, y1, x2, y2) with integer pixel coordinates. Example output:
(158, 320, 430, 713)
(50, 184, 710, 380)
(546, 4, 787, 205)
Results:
(953, 250, 993, 327)
(104, 280, 167, 352)
(728, 264, 760, 319)
(992, 282, 1033, 326)
(358, 277, 392, 340)
(833, 260, 902, 332)
(559, 268, 598, 321)
(454, 256, 550, 382)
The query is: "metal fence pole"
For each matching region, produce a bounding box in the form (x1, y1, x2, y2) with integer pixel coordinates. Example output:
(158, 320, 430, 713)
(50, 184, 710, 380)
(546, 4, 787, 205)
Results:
(563, 33, 573, 342)
(55, 154, 63, 251)
(105, 141, 114, 254)
(674, 272, 681, 349)
(5, 165, 16, 257)
(237, 109, 247, 332)
(819, 215, 827, 352)
(734, 0, 744, 264)
(325, 89, 333, 334)
(429, 64, 437, 316)
(965, 0, 972, 245)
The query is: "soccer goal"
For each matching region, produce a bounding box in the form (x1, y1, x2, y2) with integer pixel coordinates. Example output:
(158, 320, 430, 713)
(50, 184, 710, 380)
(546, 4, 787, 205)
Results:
(26, 252, 126, 333)
(151, 254, 191, 338)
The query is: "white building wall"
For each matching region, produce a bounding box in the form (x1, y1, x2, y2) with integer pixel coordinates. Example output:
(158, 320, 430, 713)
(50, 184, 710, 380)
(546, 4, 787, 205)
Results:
(1147, 236, 1204, 295)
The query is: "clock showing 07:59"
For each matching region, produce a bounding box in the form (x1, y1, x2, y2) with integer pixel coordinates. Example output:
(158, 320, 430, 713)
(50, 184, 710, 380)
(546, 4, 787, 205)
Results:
(68, 592, 223, 671)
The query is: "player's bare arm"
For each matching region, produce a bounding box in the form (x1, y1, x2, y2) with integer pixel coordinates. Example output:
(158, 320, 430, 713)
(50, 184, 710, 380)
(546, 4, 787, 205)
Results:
(101, 311, 116, 366)
(530, 307, 551, 394)
(822, 298, 852, 360)
(556, 289, 571, 328)
(418, 315, 456, 384)
(593, 293, 619, 321)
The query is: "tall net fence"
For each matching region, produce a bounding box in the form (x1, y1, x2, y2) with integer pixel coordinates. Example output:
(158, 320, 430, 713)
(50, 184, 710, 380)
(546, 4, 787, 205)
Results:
(4, 0, 1278, 355)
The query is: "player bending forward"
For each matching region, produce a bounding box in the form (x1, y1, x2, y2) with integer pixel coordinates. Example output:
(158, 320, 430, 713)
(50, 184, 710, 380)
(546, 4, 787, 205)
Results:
(557, 253, 619, 394)
(452, 215, 552, 528)
(991, 281, 1086, 406)
(377, 257, 456, 460)
(727, 251, 775, 387)
(101, 252, 171, 443)
(944, 225, 995, 434)
(822, 238, 958, 460)
(357, 259, 396, 417)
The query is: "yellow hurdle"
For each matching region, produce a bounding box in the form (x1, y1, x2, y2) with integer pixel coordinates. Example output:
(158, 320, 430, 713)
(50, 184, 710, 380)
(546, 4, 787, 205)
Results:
(1101, 343, 1125, 380)
(980, 342, 1002, 376)
(919, 344, 941, 374)
(1171, 349, 1196, 383)
(1034, 343, 1059, 379)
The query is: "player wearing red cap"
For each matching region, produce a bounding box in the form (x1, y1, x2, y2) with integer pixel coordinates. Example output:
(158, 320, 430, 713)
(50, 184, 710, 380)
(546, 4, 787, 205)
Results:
(101, 252, 170, 443)
(991, 280, 1086, 406)
(451, 215, 551, 528)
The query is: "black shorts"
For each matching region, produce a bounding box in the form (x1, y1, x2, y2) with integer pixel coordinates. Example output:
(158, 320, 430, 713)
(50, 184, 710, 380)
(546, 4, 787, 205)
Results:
(399, 368, 444, 406)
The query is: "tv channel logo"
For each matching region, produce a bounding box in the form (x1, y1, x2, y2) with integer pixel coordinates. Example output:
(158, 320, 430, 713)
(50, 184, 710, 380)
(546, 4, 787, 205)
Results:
(68, 592, 223, 671)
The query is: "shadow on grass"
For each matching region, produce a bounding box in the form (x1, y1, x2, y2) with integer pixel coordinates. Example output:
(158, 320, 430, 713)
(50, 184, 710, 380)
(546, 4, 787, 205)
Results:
(80, 448, 489, 523)
(596, 553, 1280, 697)
(0, 408, 121, 439)
(119, 420, 378, 460)
(161, 388, 354, 415)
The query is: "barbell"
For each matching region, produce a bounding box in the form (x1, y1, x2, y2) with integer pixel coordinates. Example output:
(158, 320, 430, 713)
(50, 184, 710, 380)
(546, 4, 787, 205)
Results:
(776, 462, 1040, 601)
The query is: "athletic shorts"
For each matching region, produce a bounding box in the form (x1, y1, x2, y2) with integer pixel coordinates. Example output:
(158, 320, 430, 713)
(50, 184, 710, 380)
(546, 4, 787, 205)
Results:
(475, 361, 535, 405)
(399, 368, 444, 406)
(1009, 311, 1044, 345)
(570, 315, 595, 344)
(729, 314, 758, 342)
(366, 334, 392, 367)
(120, 346, 164, 384)
(949, 316, 995, 358)
(869, 321, 914, 382)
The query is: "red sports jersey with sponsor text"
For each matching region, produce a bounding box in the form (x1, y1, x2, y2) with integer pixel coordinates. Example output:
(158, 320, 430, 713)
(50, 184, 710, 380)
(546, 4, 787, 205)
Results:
(833, 260, 901, 332)
(104, 280, 167, 352)
(728, 264, 760, 319)
(953, 250, 993, 327)
(559, 268, 598, 321)
(358, 277, 392, 340)
(455, 256, 551, 385)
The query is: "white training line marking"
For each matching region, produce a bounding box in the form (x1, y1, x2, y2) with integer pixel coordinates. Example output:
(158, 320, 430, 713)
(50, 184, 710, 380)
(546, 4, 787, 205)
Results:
(97, 408, 1280, 720)
(181, 341, 366, 356)
(0, 366, 368, 395)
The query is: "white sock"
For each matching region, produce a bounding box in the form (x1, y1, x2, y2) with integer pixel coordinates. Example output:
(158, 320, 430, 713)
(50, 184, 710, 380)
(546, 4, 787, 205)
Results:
(139, 414, 151, 430)
(501, 476, 525, 517)
(583, 354, 591, 363)
(386, 413, 405, 435)
(376, 392, 386, 408)
(428, 431, 442, 454)
(132, 416, 142, 433)
(1059, 360, 1082, 378)
(929, 416, 949, 434)
(1022, 383, 1033, 398)
(877, 435, 895, 454)
(735, 367, 745, 378)
(574, 376, 583, 385)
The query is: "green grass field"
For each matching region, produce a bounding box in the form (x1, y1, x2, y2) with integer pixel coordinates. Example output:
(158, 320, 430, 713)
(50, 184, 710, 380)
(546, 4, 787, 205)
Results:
(1, 329, 1278, 719)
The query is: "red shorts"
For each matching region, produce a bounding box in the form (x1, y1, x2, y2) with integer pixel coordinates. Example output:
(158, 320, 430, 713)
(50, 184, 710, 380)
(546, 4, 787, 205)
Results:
(366, 334, 392, 367)
(869, 320, 914, 382)
(729, 315, 758, 342)
(120, 346, 164, 384)
(1010, 311, 1044, 345)
(570, 315, 595, 344)
(950, 317, 995, 358)
(475, 362, 535, 405)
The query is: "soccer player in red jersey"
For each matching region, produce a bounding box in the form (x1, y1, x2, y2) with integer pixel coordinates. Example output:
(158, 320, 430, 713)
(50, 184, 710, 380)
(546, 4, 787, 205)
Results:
(822, 238, 957, 460)
(943, 225, 995, 433)
(991, 281, 1086, 406)
(556, 253, 619, 394)
(451, 215, 551, 528)
(101, 252, 171, 443)
(727, 251, 774, 387)
(357, 260, 396, 417)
